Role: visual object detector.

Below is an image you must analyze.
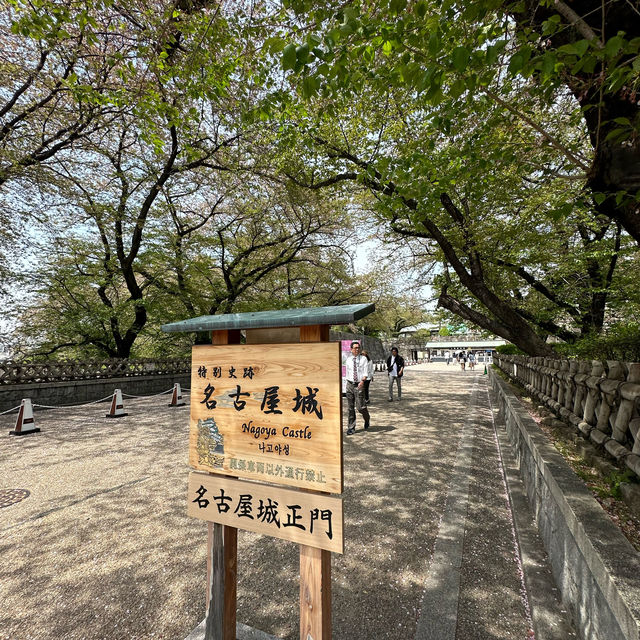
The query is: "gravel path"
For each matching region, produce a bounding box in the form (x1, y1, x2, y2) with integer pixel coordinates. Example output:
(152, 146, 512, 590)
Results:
(0, 364, 564, 639)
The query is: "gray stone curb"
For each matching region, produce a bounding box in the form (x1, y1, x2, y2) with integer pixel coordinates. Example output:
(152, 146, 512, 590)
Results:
(489, 387, 577, 639)
(490, 369, 640, 640)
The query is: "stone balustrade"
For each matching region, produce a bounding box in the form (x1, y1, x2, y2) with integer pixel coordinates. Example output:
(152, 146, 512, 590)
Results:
(0, 358, 190, 385)
(494, 354, 640, 479)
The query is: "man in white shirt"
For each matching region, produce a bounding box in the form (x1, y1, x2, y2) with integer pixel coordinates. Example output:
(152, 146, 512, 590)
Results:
(345, 341, 370, 435)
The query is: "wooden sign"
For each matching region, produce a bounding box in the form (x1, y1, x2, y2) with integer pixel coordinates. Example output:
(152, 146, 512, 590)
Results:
(190, 342, 342, 494)
(188, 472, 344, 553)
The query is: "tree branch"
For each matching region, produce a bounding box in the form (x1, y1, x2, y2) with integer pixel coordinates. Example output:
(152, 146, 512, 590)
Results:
(553, 0, 604, 48)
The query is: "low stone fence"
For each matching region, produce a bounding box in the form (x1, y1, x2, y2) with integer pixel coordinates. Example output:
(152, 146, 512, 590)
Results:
(0, 358, 190, 413)
(0, 358, 189, 384)
(490, 368, 640, 640)
(494, 354, 640, 479)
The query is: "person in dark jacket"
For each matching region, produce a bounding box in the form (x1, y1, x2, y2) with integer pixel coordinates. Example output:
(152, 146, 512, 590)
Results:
(386, 346, 405, 401)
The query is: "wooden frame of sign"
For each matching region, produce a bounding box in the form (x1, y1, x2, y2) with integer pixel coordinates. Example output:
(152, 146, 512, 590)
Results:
(201, 323, 340, 640)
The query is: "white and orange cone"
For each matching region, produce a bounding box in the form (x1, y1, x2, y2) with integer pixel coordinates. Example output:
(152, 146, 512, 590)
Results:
(106, 389, 127, 418)
(168, 383, 185, 407)
(10, 398, 40, 435)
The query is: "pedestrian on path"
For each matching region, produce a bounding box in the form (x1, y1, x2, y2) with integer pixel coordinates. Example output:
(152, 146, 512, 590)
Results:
(345, 341, 370, 435)
(386, 346, 404, 401)
(468, 351, 476, 370)
(459, 350, 467, 371)
(361, 349, 374, 405)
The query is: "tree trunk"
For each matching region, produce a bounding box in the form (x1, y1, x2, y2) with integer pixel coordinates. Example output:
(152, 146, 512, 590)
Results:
(508, 0, 640, 244)
(438, 289, 556, 356)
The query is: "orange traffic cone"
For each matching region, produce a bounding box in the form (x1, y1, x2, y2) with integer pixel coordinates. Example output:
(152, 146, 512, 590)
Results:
(168, 383, 185, 407)
(106, 389, 127, 418)
(10, 398, 40, 435)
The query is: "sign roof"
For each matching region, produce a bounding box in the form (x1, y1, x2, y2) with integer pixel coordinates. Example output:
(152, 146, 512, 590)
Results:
(161, 303, 375, 333)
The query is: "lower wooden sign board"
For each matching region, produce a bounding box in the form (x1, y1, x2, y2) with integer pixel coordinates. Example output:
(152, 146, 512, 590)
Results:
(187, 472, 343, 554)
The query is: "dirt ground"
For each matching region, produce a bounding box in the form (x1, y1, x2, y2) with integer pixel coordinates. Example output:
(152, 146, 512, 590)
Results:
(0, 364, 528, 640)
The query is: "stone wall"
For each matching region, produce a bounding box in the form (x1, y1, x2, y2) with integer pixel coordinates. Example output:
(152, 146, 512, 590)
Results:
(0, 358, 189, 384)
(0, 373, 189, 413)
(0, 357, 191, 412)
(490, 369, 640, 640)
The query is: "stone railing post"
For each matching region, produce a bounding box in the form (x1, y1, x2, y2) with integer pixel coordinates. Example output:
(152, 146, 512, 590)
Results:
(571, 361, 590, 426)
(612, 363, 640, 445)
(557, 359, 569, 408)
(550, 360, 560, 406)
(583, 361, 605, 428)
(595, 362, 625, 437)
(543, 358, 554, 401)
(560, 361, 578, 420)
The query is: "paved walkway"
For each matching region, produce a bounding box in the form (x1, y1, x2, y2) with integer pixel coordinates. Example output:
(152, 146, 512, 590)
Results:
(0, 364, 575, 639)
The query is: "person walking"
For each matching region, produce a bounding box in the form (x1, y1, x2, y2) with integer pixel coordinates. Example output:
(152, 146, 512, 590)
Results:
(361, 349, 374, 404)
(468, 351, 476, 370)
(386, 346, 405, 401)
(445, 350, 451, 365)
(459, 350, 467, 371)
(345, 341, 370, 435)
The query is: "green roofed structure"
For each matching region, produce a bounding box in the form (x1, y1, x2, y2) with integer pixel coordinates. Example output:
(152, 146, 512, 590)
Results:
(161, 303, 375, 333)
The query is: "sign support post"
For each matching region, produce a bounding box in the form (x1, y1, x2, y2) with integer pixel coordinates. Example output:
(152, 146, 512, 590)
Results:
(205, 328, 241, 640)
(299, 324, 331, 640)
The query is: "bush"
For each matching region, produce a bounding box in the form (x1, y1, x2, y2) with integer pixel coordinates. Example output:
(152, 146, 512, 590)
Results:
(495, 344, 525, 355)
(555, 323, 640, 362)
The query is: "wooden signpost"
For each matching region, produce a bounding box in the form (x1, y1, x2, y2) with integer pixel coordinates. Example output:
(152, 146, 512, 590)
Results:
(189, 342, 343, 493)
(161, 304, 375, 640)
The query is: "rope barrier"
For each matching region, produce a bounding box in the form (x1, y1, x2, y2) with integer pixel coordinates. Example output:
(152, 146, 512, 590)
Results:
(121, 388, 174, 399)
(2, 386, 192, 413)
(0, 404, 22, 415)
(33, 387, 192, 408)
(33, 394, 115, 409)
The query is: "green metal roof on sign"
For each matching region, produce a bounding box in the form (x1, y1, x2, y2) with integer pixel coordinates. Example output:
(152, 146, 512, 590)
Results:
(161, 303, 375, 333)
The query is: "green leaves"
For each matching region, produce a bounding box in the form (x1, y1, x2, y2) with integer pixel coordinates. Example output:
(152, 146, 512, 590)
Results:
(282, 43, 297, 71)
(281, 40, 319, 73)
(449, 77, 466, 99)
(301, 75, 319, 98)
(507, 46, 532, 75)
(604, 34, 624, 58)
(389, 0, 408, 14)
(557, 39, 590, 57)
(451, 46, 470, 72)
(265, 36, 286, 54)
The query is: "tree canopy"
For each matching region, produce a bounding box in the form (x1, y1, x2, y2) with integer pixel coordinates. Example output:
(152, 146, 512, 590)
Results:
(264, 0, 640, 355)
(1, 0, 638, 358)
